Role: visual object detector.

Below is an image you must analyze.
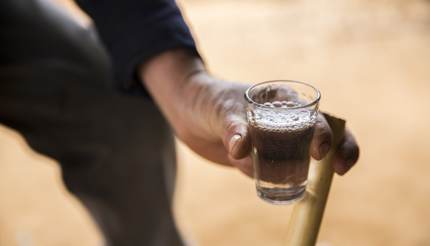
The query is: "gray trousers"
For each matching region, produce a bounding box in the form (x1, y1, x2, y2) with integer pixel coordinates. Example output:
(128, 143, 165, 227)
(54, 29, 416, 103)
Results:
(0, 0, 183, 245)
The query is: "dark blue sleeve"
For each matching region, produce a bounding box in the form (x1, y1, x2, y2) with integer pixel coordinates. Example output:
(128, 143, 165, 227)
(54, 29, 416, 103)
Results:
(76, 0, 199, 94)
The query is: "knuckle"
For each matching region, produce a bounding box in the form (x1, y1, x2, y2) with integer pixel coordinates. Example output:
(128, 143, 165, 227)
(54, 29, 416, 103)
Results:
(224, 118, 239, 133)
(225, 115, 246, 132)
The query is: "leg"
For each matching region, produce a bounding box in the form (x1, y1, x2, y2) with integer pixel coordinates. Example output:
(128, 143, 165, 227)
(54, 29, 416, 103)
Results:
(59, 93, 183, 246)
(0, 87, 184, 246)
(0, 0, 183, 244)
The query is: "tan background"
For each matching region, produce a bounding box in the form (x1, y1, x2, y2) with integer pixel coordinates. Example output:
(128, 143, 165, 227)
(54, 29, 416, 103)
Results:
(1, 0, 430, 245)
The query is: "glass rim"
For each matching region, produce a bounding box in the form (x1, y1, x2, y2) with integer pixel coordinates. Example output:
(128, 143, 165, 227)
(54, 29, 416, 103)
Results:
(244, 80, 321, 109)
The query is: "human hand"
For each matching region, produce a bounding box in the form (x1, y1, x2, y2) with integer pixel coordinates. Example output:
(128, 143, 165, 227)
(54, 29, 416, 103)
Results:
(140, 49, 359, 177)
(178, 72, 359, 177)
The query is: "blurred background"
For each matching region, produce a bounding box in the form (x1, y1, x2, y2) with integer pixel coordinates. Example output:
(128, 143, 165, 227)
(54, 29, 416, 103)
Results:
(1, 0, 430, 245)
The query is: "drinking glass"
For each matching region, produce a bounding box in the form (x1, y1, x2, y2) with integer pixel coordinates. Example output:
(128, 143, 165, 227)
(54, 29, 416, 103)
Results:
(245, 80, 320, 204)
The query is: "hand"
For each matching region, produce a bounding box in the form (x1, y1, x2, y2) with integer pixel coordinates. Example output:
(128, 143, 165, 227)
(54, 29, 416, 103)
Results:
(179, 72, 359, 177)
(140, 49, 359, 177)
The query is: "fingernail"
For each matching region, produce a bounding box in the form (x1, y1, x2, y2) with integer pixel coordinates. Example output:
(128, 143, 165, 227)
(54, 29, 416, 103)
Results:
(229, 134, 242, 154)
(319, 142, 331, 158)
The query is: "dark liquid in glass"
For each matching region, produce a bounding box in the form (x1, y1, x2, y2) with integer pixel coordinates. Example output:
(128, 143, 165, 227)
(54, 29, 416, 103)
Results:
(249, 123, 315, 185)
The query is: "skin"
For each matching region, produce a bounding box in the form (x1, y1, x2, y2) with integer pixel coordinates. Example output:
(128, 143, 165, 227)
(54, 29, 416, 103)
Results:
(139, 49, 359, 177)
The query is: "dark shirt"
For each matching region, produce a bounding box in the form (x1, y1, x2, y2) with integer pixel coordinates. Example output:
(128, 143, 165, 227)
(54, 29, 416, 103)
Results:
(76, 0, 199, 95)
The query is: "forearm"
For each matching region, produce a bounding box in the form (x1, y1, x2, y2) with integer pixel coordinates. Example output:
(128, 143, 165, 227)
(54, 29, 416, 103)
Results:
(138, 49, 218, 140)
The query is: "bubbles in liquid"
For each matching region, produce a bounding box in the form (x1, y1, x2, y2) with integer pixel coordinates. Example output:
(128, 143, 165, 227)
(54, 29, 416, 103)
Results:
(283, 101, 299, 108)
(272, 101, 283, 107)
(249, 101, 316, 132)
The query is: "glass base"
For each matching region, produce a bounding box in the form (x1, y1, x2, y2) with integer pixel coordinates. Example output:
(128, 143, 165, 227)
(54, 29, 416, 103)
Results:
(256, 185, 306, 205)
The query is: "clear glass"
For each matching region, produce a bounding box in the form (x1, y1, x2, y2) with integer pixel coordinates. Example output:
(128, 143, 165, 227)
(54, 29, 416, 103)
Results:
(245, 80, 320, 205)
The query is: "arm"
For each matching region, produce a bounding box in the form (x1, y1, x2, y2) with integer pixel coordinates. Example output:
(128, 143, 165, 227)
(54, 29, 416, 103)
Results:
(139, 49, 253, 173)
(138, 49, 359, 176)
(76, 0, 359, 175)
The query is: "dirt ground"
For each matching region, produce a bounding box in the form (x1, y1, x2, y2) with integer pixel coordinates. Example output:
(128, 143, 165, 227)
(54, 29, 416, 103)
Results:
(1, 0, 430, 245)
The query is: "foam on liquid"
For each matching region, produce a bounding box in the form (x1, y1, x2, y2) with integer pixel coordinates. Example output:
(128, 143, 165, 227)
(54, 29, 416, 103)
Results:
(248, 101, 317, 132)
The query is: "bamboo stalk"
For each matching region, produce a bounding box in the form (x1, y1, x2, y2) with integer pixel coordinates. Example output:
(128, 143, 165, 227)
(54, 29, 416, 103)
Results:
(285, 114, 345, 246)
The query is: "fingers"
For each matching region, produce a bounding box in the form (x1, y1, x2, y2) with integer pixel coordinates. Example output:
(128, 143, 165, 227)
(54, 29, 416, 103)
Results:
(222, 110, 359, 177)
(333, 128, 360, 175)
(223, 116, 252, 160)
(310, 114, 333, 160)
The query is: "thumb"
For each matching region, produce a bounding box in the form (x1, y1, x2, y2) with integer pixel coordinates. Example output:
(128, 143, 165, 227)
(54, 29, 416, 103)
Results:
(223, 116, 251, 159)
